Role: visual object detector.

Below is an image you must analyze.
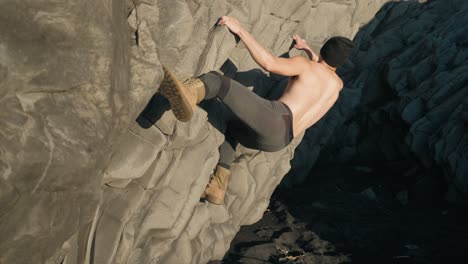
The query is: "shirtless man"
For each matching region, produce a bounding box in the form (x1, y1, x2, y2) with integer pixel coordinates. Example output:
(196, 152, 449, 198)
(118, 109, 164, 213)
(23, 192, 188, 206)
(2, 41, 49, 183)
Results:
(159, 16, 354, 204)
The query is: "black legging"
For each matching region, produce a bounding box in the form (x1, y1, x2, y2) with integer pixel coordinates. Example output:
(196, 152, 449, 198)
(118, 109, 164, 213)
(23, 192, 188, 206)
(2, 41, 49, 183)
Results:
(199, 72, 294, 169)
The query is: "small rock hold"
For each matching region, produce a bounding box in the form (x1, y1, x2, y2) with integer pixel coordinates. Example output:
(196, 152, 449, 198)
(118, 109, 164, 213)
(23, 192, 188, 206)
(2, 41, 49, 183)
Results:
(361, 187, 377, 201)
(404, 244, 419, 250)
(396, 190, 408, 205)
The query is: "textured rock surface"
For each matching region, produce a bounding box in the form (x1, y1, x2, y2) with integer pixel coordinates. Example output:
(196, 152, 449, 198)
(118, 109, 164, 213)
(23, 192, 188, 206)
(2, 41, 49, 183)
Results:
(0, 0, 389, 263)
(0, 1, 158, 263)
(286, 0, 468, 206)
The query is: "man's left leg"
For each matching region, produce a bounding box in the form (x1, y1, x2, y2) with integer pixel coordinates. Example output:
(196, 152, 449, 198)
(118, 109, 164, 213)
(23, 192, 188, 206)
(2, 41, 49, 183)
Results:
(201, 130, 238, 204)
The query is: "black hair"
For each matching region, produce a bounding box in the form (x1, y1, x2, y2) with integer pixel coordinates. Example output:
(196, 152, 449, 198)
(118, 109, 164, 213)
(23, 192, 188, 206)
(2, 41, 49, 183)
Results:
(320, 36, 354, 68)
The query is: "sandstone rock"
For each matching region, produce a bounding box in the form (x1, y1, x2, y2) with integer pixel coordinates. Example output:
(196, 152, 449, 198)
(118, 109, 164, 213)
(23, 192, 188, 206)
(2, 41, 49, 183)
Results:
(0, 0, 156, 262)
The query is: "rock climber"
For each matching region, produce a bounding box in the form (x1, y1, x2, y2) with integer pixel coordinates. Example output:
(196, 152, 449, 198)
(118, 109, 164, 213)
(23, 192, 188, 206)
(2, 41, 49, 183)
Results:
(158, 16, 354, 204)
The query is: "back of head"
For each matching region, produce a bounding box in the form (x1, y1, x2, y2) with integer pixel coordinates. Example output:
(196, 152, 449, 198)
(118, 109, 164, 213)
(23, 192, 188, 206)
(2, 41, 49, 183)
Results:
(320, 36, 355, 68)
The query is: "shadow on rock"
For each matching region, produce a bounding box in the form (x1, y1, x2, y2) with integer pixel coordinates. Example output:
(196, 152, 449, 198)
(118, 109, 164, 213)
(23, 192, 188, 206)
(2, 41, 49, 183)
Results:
(136, 93, 171, 129)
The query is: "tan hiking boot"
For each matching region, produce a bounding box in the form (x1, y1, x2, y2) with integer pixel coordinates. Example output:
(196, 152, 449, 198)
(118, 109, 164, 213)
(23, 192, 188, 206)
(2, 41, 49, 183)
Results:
(158, 66, 206, 122)
(200, 165, 231, 205)
(183, 77, 206, 103)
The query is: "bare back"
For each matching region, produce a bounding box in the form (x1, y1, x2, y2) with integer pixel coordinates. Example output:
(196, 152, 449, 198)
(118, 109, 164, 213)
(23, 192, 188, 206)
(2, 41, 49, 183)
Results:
(279, 61, 343, 138)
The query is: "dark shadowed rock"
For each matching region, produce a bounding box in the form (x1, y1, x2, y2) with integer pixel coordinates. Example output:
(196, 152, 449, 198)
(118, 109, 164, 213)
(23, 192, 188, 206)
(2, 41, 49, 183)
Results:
(285, 0, 468, 208)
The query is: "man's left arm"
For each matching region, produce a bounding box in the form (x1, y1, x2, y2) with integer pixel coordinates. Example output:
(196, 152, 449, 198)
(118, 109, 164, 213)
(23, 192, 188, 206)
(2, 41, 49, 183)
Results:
(218, 16, 309, 77)
(292, 34, 319, 62)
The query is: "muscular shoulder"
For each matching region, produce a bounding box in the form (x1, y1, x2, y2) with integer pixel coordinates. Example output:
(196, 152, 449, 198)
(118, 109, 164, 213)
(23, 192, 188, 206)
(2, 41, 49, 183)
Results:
(291, 55, 311, 63)
(290, 56, 313, 73)
(269, 55, 311, 77)
(333, 74, 344, 91)
(313, 63, 343, 89)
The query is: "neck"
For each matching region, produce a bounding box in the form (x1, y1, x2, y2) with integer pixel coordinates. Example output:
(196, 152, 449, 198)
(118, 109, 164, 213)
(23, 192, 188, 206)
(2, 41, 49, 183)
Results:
(324, 64, 336, 72)
(318, 60, 336, 72)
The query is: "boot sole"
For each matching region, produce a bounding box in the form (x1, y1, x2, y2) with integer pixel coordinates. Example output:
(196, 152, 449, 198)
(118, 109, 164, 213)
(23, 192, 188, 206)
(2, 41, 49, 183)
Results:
(200, 190, 224, 205)
(206, 191, 224, 205)
(206, 196, 224, 205)
(159, 66, 193, 122)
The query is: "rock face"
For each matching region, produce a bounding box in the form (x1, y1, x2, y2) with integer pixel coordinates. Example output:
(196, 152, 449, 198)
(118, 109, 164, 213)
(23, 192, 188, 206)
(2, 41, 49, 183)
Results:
(0, 1, 157, 263)
(286, 0, 468, 206)
(0, 0, 389, 263)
